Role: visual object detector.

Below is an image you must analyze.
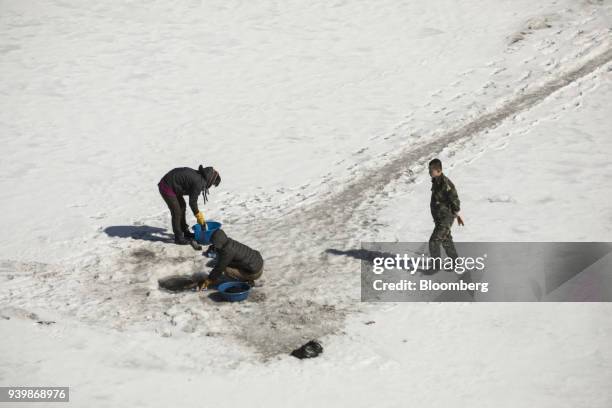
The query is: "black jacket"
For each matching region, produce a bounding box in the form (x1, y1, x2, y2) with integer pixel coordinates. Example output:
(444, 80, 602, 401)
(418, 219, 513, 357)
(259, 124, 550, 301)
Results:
(161, 166, 217, 215)
(209, 229, 264, 280)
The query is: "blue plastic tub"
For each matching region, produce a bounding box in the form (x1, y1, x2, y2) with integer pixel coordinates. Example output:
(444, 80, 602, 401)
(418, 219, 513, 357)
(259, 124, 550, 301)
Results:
(193, 221, 222, 244)
(217, 281, 251, 302)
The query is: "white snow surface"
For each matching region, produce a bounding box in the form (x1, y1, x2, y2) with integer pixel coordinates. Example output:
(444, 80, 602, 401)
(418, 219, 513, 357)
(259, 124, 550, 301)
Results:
(1, 0, 611, 407)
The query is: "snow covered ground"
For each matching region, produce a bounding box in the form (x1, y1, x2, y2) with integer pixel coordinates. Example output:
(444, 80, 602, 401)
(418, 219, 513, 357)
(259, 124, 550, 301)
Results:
(1, 0, 611, 406)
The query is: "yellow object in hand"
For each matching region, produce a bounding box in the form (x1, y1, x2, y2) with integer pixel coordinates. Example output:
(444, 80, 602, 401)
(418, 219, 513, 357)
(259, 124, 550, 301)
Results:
(198, 278, 216, 291)
(195, 211, 206, 226)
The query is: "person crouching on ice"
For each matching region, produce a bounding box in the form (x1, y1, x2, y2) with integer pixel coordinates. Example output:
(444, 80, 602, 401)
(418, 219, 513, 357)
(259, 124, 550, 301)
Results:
(158, 165, 221, 245)
(197, 228, 264, 290)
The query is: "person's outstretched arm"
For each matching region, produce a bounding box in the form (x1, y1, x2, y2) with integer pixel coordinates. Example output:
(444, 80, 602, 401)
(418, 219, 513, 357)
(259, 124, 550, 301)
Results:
(198, 250, 234, 290)
(188, 192, 200, 216)
(189, 192, 206, 225)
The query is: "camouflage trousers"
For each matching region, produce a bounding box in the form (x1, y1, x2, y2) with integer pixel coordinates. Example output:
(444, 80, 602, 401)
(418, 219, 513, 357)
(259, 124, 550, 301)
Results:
(429, 220, 458, 259)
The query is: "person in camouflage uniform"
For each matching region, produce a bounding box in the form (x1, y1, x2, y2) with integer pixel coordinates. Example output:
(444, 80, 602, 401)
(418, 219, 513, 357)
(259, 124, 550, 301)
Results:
(428, 158, 464, 260)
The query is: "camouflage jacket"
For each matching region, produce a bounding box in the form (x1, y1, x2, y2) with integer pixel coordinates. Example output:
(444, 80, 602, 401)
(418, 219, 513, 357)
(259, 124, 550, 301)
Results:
(430, 174, 460, 222)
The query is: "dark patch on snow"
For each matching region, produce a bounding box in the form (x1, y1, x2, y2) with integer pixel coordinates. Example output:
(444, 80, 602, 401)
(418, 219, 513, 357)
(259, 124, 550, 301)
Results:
(130, 248, 157, 261)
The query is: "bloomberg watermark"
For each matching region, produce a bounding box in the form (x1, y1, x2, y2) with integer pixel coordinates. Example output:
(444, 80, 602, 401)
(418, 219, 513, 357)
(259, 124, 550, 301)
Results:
(360, 242, 612, 302)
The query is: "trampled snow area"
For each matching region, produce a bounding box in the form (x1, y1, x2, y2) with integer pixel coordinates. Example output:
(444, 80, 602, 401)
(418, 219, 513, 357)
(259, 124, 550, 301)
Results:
(1, 0, 611, 406)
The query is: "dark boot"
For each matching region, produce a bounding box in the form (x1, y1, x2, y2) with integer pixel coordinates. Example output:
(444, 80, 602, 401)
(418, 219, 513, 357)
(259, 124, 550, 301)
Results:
(174, 235, 189, 245)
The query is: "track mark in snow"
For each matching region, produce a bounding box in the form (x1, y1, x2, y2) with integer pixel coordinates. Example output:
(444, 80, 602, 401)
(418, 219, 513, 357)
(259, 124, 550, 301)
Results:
(290, 47, 612, 229)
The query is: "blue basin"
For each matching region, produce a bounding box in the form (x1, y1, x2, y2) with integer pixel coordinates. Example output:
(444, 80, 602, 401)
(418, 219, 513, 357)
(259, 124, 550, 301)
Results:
(217, 281, 251, 302)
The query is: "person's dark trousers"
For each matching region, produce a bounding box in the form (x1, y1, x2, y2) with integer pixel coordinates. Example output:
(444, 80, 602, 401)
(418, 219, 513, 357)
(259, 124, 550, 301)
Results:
(224, 264, 264, 282)
(159, 190, 189, 240)
(429, 220, 458, 259)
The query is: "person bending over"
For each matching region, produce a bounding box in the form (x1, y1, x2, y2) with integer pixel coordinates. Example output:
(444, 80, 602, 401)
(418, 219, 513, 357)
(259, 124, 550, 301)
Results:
(158, 165, 221, 245)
